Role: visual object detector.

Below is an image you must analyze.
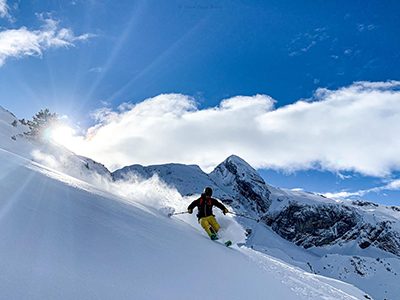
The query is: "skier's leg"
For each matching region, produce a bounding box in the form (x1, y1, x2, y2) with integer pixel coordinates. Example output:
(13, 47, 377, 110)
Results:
(208, 216, 220, 233)
(199, 217, 212, 237)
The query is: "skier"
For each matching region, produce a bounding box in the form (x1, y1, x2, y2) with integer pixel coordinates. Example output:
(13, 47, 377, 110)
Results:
(187, 187, 229, 240)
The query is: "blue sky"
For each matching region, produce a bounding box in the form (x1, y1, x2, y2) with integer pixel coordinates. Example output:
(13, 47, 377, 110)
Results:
(1, 0, 400, 205)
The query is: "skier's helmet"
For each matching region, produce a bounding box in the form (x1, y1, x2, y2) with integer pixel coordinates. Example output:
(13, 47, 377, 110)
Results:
(203, 187, 213, 197)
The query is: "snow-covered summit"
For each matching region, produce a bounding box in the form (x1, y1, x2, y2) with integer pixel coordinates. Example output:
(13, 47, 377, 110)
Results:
(211, 154, 266, 186)
(210, 154, 272, 214)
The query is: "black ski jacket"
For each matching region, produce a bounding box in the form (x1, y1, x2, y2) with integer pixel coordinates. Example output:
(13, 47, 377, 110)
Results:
(187, 194, 227, 220)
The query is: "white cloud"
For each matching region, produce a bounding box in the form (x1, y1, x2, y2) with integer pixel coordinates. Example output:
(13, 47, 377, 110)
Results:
(336, 172, 352, 180)
(344, 49, 352, 55)
(323, 178, 400, 200)
(323, 191, 360, 199)
(89, 66, 103, 73)
(288, 27, 329, 57)
(386, 179, 400, 190)
(0, 0, 9, 18)
(0, 16, 93, 66)
(63, 81, 400, 176)
(357, 24, 376, 32)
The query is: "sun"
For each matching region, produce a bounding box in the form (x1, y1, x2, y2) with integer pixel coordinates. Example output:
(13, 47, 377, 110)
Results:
(49, 125, 78, 150)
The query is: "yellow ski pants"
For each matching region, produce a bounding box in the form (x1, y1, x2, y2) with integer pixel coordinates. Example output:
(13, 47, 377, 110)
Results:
(199, 216, 220, 237)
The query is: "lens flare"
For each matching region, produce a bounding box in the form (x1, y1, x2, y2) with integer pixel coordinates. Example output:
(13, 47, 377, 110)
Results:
(49, 125, 77, 149)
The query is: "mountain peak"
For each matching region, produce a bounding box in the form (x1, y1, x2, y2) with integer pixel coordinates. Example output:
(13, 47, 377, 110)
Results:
(223, 154, 256, 171)
(225, 154, 248, 164)
(214, 154, 262, 182)
(210, 154, 271, 213)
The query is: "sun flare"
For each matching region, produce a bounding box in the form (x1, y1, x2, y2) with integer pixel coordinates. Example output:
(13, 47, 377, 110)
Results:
(49, 125, 78, 150)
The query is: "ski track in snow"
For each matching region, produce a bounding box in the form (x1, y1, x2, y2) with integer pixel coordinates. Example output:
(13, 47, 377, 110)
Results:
(239, 247, 362, 300)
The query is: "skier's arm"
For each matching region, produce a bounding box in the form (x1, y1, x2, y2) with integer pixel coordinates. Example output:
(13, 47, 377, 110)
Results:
(213, 198, 228, 214)
(187, 199, 199, 213)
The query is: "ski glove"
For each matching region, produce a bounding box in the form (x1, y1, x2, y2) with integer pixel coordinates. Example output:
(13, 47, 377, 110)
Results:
(223, 208, 229, 215)
(188, 208, 193, 214)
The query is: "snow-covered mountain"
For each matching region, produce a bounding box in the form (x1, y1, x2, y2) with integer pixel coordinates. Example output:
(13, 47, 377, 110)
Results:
(0, 109, 370, 299)
(113, 155, 400, 299)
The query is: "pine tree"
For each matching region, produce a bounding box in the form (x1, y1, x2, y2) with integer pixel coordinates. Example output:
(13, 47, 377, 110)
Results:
(19, 118, 28, 125)
(25, 109, 59, 139)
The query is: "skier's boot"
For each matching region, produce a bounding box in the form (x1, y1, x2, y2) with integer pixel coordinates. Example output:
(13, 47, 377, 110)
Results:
(209, 227, 218, 240)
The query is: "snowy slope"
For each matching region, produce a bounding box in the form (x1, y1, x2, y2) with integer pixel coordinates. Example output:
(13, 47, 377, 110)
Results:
(0, 106, 112, 182)
(114, 155, 400, 299)
(0, 108, 368, 299)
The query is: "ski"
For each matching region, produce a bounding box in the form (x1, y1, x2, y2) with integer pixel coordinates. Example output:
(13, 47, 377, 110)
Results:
(213, 239, 232, 247)
(224, 240, 232, 247)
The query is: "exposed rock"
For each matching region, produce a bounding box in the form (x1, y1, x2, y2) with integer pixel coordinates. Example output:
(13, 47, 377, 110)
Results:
(390, 206, 400, 212)
(265, 202, 359, 248)
(352, 200, 379, 207)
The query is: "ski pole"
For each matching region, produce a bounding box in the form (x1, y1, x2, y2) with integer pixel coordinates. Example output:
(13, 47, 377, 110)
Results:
(167, 211, 189, 217)
(172, 211, 188, 216)
(227, 211, 260, 222)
